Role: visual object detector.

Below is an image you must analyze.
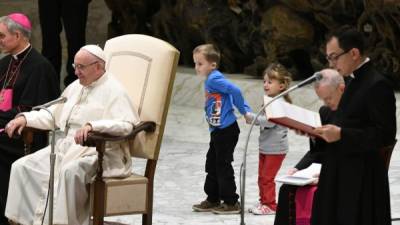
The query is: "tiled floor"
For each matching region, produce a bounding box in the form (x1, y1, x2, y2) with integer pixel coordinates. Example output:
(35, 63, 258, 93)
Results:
(105, 70, 400, 225)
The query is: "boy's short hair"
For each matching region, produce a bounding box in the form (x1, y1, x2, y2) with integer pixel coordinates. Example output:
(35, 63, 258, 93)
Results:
(193, 44, 221, 68)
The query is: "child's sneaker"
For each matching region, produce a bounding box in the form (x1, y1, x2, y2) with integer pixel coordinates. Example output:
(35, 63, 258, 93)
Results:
(248, 202, 261, 213)
(251, 204, 275, 215)
(192, 200, 220, 212)
(212, 202, 241, 214)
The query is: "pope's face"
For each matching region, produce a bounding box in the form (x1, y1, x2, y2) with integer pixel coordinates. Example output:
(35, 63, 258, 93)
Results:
(73, 50, 101, 86)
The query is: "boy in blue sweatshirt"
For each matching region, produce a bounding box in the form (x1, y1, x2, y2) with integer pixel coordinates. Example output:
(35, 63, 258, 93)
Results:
(192, 44, 252, 214)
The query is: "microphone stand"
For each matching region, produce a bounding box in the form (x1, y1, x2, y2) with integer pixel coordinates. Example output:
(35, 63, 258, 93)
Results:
(33, 106, 56, 225)
(239, 78, 318, 225)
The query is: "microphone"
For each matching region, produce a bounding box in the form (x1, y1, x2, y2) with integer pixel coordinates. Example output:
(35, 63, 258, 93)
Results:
(31, 97, 66, 225)
(32, 96, 67, 110)
(297, 72, 323, 88)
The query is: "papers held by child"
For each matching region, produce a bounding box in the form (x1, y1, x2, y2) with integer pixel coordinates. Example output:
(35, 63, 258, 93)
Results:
(275, 163, 322, 186)
(264, 96, 322, 137)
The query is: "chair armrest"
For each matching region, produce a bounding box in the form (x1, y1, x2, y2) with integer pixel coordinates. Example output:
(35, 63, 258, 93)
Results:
(83, 121, 156, 189)
(21, 127, 51, 155)
(83, 121, 156, 148)
(22, 127, 51, 135)
(22, 127, 50, 141)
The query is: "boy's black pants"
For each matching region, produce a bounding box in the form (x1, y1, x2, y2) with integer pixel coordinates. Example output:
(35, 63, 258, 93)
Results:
(204, 121, 240, 205)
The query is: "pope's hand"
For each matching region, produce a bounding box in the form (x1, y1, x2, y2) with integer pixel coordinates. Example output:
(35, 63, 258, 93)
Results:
(74, 124, 93, 145)
(5, 116, 27, 138)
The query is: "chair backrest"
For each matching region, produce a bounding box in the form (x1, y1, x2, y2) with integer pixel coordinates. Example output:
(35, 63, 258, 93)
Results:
(104, 34, 179, 160)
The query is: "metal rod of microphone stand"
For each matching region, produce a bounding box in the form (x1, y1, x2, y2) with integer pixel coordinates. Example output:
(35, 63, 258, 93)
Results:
(49, 122, 55, 225)
(239, 84, 299, 225)
(34, 106, 56, 225)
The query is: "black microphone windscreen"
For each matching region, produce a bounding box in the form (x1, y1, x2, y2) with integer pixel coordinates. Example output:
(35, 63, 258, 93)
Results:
(297, 72, 322, 88)
(315, 72, 323, 81)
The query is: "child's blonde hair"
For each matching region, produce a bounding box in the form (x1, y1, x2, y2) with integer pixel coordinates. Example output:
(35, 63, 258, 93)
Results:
(193, 44, 221, 68)
(263, 63, 292, 103)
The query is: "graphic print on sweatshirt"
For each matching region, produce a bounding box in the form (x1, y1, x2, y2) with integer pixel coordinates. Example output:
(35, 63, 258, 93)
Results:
(206, 93, 222, 127)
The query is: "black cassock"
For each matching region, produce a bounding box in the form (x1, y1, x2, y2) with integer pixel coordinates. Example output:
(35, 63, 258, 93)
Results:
(0, 46, 60, 225)
(274, 106, 334, 225)
(311, 62, 396, 225)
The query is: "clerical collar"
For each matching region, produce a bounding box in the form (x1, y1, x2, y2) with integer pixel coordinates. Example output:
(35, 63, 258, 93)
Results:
(12, 44, 31, 60)
(349, 57, 370, 78)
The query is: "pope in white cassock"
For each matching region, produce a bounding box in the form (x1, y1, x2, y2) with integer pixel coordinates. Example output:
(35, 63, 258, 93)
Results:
(4, 45, 140, 225)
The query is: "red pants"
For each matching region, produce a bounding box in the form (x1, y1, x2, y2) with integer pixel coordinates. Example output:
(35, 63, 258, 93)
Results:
(258, 153, 286, 210)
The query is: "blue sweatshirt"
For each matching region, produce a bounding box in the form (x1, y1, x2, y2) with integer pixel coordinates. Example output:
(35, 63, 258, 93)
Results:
(204, 70, 251, 131)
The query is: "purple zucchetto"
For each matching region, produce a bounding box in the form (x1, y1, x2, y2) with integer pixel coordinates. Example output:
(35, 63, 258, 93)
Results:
(7, 13, 32, 31)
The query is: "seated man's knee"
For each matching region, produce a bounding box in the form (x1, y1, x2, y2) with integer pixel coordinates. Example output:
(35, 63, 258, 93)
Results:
(60, 159, 93, 182)
(60, 162, 81, 180)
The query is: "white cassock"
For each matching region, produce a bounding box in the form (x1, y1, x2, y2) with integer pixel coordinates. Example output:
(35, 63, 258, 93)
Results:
(5, 73, 140, 225)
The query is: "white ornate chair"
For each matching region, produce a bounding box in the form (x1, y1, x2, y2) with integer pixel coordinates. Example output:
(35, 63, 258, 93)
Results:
(81, 34, 179, 225)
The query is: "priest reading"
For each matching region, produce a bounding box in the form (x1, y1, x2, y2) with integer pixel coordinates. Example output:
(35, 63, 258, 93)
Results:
(0, 13, 60, 225)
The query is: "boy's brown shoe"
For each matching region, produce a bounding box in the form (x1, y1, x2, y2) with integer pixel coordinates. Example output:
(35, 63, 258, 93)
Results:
(212, 202, 241, 214)
(192, 200, 220, 212)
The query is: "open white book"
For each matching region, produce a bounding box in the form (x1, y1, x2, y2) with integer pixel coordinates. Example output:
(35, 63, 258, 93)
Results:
(264, 96, 322, 137)
(275, 163, 321, 186)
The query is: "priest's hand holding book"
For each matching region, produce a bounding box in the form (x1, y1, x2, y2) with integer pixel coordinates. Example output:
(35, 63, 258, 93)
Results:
(314, 124, 341, 143)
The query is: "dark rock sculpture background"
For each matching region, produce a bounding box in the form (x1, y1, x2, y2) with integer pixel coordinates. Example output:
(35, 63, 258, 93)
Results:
(104, 0, 400, 87)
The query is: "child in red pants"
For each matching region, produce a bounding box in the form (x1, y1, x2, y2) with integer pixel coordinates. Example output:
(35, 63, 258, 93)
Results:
(247, 63, 292, 215)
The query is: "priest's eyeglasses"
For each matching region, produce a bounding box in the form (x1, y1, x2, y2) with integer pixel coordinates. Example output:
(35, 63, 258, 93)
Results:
(72, 61, 98, 71)
(326, 50, 350, 63)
